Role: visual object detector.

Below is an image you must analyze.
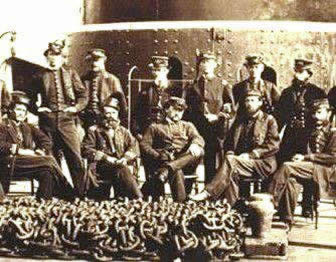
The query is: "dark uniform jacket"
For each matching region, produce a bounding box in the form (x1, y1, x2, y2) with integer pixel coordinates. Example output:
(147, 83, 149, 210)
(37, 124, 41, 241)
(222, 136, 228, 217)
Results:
(82, 124, 139, 164)
(0, 119, 51, 157)
(184, 77, 234, 126)
(276, 81, 326, 162)
(134, 81, 183, 135)
(81, 70, 127, 121)
(304, 125, 336, 197)
(233, 79, 280, 115)
(140, 119, 205, 161)
(223, 111, 280, 162)
(277, 81, 326, 130)
(28, 65, 88, 122)
(0, 119, 64, 183)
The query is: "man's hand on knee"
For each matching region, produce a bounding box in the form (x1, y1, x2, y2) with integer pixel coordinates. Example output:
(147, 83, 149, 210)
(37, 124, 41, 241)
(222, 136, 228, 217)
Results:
(18, 148, 36, 156)
(292, 154, 304, 162)
(35, 149, 46, 156)
(105, 156, 118, 164)
(237, 153, 250, 161)
(115, 158, 127, 166)
(155, 168, 169, 183)
(188, 143, 203, 157)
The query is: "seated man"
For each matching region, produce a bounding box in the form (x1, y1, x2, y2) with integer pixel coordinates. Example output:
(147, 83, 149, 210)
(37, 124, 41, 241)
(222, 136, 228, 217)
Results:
(191, 90, 280, 205)
(82, 95, 143, 200)
(0, 91, 66, 200)
(269, 99, 336, 225)
(140, 97, 204, 202)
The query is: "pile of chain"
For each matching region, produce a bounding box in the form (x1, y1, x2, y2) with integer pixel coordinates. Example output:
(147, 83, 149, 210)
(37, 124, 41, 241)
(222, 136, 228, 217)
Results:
(0, 196, 245, 261)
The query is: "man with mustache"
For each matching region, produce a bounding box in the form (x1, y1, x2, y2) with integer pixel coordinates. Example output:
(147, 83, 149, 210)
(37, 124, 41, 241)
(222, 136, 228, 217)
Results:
(191, 90, 280, 205)
(134, 56, 183, 136)
(276, 59, 326, 217)
(28, 41, 88, 197)
(82, 95, 143, 200)
(277, 59, 326, 164)
(233, 55, 281, 117)
(184, 51, 234, 183)
(140, 97, 204, 202)
(269, 99, 336, 227)
(81, 49, 127, 129)
(0, 91, 67, 199)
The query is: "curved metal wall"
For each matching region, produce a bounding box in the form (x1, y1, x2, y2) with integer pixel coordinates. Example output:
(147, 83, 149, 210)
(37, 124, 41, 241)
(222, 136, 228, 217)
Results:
(68, 22, 336, 93)
(83, 0, 336, 24)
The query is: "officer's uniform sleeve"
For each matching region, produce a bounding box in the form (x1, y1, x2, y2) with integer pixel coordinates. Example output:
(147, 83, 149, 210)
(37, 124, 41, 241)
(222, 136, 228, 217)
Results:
(140, 125, 161, 160)
(250, 115, 280, 159)
(122, 128, 140, 162)
(82, 126, 100, 162)
(275, 88, 291, 130)
(304, 129, 336, 165)
(0, 124, 15, 156)
(31, 125, 53, 154)
(71, 69, 88, 112)
(186, 122, 205, 148)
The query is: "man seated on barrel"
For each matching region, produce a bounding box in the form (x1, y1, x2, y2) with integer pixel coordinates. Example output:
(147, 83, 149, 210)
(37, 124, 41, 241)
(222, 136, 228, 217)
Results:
(191, 90, 280, 205)
(140, 97, 204, 202)
(0, 91, 66, 199)
(82, 95, 143, 200)
(269, 98, 336, 226)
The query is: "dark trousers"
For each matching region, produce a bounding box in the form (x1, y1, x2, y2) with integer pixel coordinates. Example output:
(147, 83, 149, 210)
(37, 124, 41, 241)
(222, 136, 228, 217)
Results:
(41, 114, 85, 196)
(142, 153, 201, 202)
(204, 139, 218, 184)
(206, 155, 277, 205)
(195, 119, 219, 184)
(87, 162, 143, 200)
(268, 161, 315, 222)
(1, 166, 54, 200)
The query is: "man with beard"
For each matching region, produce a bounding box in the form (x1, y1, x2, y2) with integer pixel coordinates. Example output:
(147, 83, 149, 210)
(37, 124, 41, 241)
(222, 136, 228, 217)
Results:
(140, 97, 204, 202)
(82, 95, 143, 200)
(233, 55, 281, 117)
(277, 59, 326, 164)
(81, 49, 127, 129)
(0, 91, 67, 199)
(134, 56, 183, 136)
(269, 99, 336, 225)
(28, 41, 88, 197)
(190, 90, 280, 205)
(184, 51, 234, 183)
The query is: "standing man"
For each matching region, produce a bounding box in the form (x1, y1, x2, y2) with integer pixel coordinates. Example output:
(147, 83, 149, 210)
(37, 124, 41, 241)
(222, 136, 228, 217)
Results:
(81, 48, 127, 129)
(184, 51, 234, 183)
(277, 59, 326, 164)
(233, 55, 281, 117)
(140, 97, 204, 202)
(0, 91, 67, 199)
(28, 41, 88, 197)
(134, 56, 183, 136)
(191, 90, 280, 205)
(269, 99, 336, 224)
(82, 95, 143, 200)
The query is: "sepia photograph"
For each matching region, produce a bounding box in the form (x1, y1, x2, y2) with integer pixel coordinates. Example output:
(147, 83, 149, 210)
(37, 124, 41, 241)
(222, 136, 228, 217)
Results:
(1, 0, 336, 261)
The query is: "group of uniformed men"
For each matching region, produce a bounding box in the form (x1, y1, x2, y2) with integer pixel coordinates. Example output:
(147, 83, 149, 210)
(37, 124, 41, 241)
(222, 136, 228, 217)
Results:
(1, 40, 336, 228)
